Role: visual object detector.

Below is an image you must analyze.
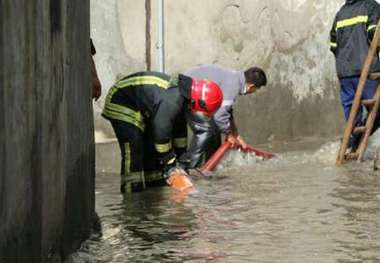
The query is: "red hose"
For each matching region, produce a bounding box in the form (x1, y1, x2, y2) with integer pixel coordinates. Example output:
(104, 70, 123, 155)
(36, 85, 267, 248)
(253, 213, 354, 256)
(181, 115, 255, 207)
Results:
(200, 142, 275, 172)
(200, 141, 232, 172)
(242, 145, 275, 159)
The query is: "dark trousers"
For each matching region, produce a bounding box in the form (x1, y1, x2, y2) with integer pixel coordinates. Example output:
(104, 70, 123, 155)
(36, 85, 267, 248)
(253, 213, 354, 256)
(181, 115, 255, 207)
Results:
(179, 112, 221, 169)
(205, 132, 221, 161)
(110, 120, 165, 192)
(339, 77, 380, 134)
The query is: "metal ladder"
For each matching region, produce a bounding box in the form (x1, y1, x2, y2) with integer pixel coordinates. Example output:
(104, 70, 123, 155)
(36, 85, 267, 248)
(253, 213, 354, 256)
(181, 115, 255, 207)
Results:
(336, 21, 380, 165)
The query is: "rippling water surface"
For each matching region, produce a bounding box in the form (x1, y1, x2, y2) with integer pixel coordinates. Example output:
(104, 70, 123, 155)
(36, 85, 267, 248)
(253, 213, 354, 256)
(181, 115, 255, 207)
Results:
(72, 140, 380, 263)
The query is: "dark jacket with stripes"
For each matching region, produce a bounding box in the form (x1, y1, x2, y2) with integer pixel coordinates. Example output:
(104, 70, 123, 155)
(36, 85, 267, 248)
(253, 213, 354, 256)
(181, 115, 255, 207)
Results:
(330, 0, 380, 78)
(102, 71, 191, 167)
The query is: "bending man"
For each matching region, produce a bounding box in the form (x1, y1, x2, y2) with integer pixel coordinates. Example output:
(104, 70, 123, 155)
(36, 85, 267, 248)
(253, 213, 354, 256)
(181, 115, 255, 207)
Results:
(330, 0, 380, 151)
(179, 64, 267, 169)
(102, 72, 223, 193)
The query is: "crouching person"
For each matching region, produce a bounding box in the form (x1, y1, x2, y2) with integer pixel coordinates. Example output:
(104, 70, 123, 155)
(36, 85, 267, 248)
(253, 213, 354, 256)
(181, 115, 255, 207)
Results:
(102, 72, 223, 193)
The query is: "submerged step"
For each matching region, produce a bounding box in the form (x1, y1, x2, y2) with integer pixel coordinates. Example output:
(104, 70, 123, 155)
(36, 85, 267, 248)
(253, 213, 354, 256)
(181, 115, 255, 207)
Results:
(345, 152, 359, 160)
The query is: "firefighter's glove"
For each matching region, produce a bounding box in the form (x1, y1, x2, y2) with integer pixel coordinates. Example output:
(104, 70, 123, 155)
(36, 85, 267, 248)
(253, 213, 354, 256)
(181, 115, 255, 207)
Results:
(160, 151, 177, 170)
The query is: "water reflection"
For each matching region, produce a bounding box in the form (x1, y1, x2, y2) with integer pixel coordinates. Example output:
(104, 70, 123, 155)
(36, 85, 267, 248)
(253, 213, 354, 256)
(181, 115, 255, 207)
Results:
(330, 165, 380, 263)
(120, 190, 198, 262)
(72, 140, 380, 263)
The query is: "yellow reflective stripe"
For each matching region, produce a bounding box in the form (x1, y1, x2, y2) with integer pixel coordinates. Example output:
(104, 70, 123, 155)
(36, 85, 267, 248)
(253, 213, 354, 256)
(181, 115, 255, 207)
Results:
(330, 42, 337, 48)
(105, 103, 144, 122)
(116, 76, 170, 89)
(173, 138, 187, 148)
(126, 172, 145, 182)
(124, 143, 146, 188)
(102, 108, 145, 131)
(167, 157, 176, 165)
(103, 85, 145, 130)
(106, 103, 143, 118)
(104, 86, 118, 105)
(125, 142, 131, 178)
(155, 142, 172, 153)
(144, 170, 164, 182)
(336, 15, 368, 30)
(368, 24, 377, 32)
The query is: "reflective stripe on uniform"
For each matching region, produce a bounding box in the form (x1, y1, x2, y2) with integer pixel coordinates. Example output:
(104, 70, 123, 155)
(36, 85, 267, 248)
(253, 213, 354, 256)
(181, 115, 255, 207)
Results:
(173, 137, 187, 148)
(105, 103, 143, 120)
(103, 86, 118, 111)
(368, 24, 377, 32)
(123, 143, 146, 189)
(103, 104, 145, 131)
(155, 142, 172, 153)
(330, 42, 337, 48)
(336, 15, 368, 30)
(167, 157, 176, 165)
(102, 109, 144, 131)
(115, 75, 170, 89)
(103, 86, 145, 131)
(144, 170, 164, 182)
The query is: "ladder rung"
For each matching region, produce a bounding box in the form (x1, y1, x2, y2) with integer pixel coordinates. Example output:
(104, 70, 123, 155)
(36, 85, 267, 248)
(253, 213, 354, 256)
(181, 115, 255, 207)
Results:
(353, 126, 366, 134)
(369, 72, 380, 80)
(362, 99, 376, 107)
(345, 152, 359, 160)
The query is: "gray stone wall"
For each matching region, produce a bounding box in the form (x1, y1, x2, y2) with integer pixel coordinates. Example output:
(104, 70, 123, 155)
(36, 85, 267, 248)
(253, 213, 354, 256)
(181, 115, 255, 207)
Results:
(0, 1, 95, 262)
(91, 0, 346, 144)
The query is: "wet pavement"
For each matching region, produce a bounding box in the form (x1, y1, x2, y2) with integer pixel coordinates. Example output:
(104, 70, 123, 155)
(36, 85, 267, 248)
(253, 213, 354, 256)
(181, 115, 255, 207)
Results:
(69, 139, 380, 263)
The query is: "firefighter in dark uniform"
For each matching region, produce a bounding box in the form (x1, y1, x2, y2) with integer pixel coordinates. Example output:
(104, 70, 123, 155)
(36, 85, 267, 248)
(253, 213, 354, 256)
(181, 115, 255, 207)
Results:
(102, 72, 223, 193)
(330, 0, 380, 151)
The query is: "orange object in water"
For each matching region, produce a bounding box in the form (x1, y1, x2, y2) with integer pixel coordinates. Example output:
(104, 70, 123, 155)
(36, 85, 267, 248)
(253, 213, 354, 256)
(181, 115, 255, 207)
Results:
(166, 169, 195, 192)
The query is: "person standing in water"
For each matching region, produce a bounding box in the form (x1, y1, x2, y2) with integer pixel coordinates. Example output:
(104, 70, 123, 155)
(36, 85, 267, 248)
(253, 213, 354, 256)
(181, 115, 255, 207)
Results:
(330, 0, 380, 152)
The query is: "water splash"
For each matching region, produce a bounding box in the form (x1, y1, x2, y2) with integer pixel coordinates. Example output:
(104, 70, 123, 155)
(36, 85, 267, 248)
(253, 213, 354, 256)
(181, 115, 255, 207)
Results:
(310, 141, 340, 166)
(215, 148, 265, 171)
(214, 138, 380, 171)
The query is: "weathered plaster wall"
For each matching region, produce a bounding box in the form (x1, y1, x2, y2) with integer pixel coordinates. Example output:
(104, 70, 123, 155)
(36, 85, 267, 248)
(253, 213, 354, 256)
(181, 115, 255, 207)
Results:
(91, 0, 346, 143)
(90, 0, 146, 139)
(0, 1, 95, 262)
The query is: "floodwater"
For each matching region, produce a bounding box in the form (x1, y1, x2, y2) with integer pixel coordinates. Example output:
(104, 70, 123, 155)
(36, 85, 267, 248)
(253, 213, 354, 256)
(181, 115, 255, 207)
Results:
(70, 139, 380, 263)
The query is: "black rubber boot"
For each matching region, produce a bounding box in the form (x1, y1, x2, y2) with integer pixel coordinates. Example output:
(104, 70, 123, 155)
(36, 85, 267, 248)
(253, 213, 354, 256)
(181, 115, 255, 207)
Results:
(348, 134, 362, 153)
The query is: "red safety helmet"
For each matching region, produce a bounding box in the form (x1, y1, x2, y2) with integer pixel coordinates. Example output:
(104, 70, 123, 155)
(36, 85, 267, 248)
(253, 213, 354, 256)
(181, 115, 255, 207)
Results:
(190, 79, 223, 116)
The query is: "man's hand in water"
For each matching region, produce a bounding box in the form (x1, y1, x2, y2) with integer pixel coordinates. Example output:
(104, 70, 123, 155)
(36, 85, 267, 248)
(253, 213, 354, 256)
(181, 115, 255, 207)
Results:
(226, 133, 239, 147)
(226, 133, 248, 149)
(236, 135, 248, 150)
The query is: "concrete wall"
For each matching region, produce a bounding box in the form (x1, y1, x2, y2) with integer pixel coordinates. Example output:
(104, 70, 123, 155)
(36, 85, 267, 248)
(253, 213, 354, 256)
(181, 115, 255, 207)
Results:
(90, 0, 146, 139)
(0, 1, 95, 262)
(91, 0, 346, 144)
